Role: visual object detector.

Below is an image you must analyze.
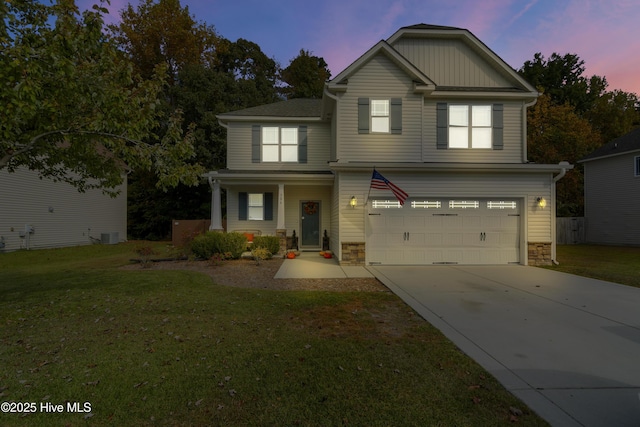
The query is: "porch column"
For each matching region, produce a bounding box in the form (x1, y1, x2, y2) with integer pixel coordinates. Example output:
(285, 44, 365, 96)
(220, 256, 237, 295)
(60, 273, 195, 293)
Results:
(208, 176, 224, 231)
(276, 183, 285, 230)
(276, 183, 287, 255)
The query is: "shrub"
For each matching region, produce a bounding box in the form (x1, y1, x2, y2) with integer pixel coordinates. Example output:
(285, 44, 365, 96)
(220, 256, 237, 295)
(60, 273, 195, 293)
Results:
(252, 235, 280, 255)
(189, 232, 247, 260)
(251, 247, 272, 265)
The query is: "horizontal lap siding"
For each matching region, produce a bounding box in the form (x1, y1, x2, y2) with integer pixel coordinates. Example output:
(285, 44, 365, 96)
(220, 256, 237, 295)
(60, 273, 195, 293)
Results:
(423, 100, 524, 163)
(226, 185, 332, 239)
(337, 55, 423, 163)
(227, 122, 331, 170)
(338, 171, 553, 243)
(0, 168, 126, 251)
(391, 38, 512, 88)
(584, 155, 640, 245)
(284, 186, 332, 242)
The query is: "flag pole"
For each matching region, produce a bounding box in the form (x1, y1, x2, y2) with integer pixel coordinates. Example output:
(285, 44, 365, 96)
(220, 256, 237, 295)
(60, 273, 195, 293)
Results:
(365, 166, 375, 206)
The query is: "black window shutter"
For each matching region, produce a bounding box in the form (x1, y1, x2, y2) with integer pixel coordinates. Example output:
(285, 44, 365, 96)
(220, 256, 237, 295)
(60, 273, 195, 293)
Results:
(239, 192, 248, 220)
(358, 98, 370, 134)
(264, 192, 273, 221)
(252, 125, 261, 163)
(391, 98, 402, 134)
(298, 126, 308, 163)
(492, 104, 504, 150)
(436, 103, 448, 149)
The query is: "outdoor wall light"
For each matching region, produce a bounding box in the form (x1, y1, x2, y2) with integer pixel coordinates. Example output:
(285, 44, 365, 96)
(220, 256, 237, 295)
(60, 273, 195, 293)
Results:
(350, 196, 357, 208)
(536, 197, 547, 209)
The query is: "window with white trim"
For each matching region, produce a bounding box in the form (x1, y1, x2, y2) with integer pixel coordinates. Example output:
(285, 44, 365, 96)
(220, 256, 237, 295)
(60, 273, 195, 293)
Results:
(449, 105, 492, 149)
(372, 199, 402, 209)
(449, 200, 479, 209)
(262, 126, 298, 162)
(487, 201, 517, 210)
(371, 100, 390, 133)
(635, 156, 640, 177)
(248, 193, 264, 220)
(411, 200, 441, 209)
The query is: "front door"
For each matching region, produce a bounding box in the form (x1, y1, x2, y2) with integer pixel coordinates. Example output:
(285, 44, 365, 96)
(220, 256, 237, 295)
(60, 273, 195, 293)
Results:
(301, 200, 320, 248)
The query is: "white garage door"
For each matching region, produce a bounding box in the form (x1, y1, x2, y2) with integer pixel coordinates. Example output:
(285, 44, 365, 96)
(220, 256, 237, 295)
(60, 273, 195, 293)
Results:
(366, 198, 520, 265)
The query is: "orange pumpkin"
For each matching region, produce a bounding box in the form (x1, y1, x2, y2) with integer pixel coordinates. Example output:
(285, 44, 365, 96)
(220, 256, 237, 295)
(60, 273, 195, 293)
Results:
(287, 252, 296, 259)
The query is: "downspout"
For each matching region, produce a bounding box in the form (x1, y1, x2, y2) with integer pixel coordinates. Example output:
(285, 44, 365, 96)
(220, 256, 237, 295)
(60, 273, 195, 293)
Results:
(551, 162, 570, 264)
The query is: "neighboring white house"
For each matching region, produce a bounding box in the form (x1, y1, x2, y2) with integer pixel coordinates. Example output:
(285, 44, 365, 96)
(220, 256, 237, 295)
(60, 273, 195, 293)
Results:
(580, 126, 640, 246)
(205, 24, 572, 266)
(0, 167, 126, 252)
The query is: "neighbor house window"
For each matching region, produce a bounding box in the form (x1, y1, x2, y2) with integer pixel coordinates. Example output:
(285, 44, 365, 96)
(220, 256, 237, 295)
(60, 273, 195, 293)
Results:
(262, 127, 298, 162)
(371, 100, 390, 133)
(635, 156, 640, 177)
(248, 193, 264, 220)
(448, 105, 492, 149)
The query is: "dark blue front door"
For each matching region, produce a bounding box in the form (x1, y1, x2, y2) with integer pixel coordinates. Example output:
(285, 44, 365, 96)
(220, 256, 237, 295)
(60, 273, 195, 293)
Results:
(301, 201, 320, 247)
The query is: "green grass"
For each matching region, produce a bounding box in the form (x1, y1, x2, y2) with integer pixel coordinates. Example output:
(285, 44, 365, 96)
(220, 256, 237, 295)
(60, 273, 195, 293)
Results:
(0, 243, 547, 426)
(546, 244, 640, 288)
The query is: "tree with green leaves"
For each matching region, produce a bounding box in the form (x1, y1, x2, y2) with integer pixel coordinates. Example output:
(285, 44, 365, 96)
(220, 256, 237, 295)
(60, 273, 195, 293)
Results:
(527, 93, 601, 216)
(280, 49, 331, 99)
(108, 0, 218, 83)
(1, 0, 201, 196)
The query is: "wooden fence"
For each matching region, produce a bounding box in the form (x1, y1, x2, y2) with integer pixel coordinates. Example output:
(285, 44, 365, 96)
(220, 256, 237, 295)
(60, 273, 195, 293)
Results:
(556, 217, 585, 244)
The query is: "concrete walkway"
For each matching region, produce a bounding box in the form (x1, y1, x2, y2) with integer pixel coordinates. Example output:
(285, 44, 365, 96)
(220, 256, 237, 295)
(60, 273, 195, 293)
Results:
(369, 265, 640, 427)
(274, 252, 373, 279)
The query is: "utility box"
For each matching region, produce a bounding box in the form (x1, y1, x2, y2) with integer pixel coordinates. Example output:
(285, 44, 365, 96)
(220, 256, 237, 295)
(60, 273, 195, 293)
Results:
(101, 232, 119, 244)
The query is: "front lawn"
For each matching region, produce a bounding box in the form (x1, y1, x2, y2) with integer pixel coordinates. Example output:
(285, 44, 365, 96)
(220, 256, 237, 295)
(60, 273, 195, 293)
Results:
(548, 244, 640, 288)
(0, 243, 546, 426)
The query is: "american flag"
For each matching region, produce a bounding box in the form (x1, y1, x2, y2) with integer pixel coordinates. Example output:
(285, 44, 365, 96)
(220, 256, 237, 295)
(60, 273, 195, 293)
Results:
(370, 169, 409, 205)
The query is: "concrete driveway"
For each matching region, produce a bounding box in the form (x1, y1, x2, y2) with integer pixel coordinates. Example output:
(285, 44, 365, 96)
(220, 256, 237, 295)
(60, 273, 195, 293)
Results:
(368, 265, 640, 427)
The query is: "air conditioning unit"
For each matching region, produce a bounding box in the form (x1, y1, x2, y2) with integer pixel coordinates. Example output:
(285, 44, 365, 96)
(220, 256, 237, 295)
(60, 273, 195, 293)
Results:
(101, 232, 119, 245)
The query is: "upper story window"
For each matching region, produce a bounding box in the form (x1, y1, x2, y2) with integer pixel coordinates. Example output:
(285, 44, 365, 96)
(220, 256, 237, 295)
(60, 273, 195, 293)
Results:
(358, 98, 402, 134)
(262, 126, 298, 162)
(437, 103, 503, 150)
(371, 100, 390, 133)
(252, 125, 307, 164)
(448, 105, 492, 149)
(635, 156, 640, 177)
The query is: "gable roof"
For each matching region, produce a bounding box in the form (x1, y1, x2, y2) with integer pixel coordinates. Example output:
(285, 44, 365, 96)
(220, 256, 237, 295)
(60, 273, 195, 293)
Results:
(328, 40, 436, 93)
(217, 98, 323, 122)
(580, 127, 640, 162)
(327, 23, 537, 98)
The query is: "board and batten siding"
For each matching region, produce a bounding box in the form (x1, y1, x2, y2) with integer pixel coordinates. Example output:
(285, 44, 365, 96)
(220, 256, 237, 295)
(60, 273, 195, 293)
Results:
(226, 121, 331, 171)
(335, 54, 424, 163)
(391, 37, 513, 88)
(584, 154, 640, 245)
(334, 54, 526, 164)
(0, 168, 126, 252)
(337, 170, 554, 245)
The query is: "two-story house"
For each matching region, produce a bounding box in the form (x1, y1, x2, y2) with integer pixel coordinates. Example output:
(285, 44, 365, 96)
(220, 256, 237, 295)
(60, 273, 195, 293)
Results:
(205, 24, 572, 266)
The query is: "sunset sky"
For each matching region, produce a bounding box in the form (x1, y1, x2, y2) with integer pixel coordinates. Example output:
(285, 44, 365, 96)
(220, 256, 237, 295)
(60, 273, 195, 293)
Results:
(80, 0, 640, 96)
